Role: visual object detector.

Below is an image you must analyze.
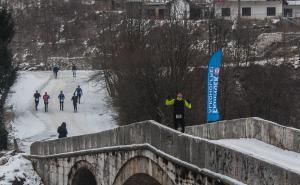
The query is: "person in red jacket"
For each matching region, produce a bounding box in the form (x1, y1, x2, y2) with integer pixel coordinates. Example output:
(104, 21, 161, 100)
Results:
(43, 92, 50, 112)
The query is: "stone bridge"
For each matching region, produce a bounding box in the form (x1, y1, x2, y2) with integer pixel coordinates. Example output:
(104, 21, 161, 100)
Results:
(28, 117, 300, 185)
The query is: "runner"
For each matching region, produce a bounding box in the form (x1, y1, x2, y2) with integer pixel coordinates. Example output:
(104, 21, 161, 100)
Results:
(53, 64, 59, 79)
(43, 92, 50, 112)
(72, 64, 77, 77)
(71, 93, 78, 112)
(58, 91, 65, 111)
(75, 85, 83, 104)
(33, 90, 41, 111)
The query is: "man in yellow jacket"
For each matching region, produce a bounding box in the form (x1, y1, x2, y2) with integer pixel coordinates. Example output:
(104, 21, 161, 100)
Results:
(165, 92, 191, 133)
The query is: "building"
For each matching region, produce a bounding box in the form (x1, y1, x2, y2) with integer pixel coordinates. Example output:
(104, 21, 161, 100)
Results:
(214, 0, 283, 19)
(189, 2, 210, 19)
(283, 1, 300, 17)
(126, 0, 190, 19)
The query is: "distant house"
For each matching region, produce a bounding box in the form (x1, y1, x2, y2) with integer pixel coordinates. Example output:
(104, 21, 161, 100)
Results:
(283, 1, 300, 17)
(189, 1, 211, 19)
(214, 0, 283, 19)
(169, 0, 190, 19)
(143, 0, 169, 19)
(126, 0, 190, 19)
(94, 0, 114, 10)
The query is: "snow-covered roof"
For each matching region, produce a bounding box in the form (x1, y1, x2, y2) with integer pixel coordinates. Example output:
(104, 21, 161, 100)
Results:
(219, 0, 281, 2)
(287, 0, 300, 5)
(127, 0, 189, 4)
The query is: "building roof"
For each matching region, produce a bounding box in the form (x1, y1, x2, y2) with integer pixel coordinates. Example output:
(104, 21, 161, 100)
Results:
(127, 0, 190, 4)
(287, 0, 300, 5)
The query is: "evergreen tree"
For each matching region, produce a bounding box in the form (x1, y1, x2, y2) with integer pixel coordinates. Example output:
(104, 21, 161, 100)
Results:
(0, 7, 16, 150)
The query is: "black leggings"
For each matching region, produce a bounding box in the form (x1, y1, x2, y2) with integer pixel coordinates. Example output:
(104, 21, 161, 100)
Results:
(174, 118, 185, 133)
(73, 103, 77, 112)
(35, 101, 39, 110)
(60, 102, 64, 111)
(77, 95, 81, 104)
(44, 102, 48, 112)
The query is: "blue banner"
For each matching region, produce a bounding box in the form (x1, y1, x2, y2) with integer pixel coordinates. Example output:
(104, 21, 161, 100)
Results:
(207, 49, 222, 123)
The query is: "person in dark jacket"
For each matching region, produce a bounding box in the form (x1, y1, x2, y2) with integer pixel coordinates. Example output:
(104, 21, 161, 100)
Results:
(53, 65, 59, 79)
(58, 91, 65, 111)
(75, 85, 83, 104)
(72, 64, 77, 77)
(71, 93, 78, 112)
(165, 92, 191, 133)
(57, 122, 68, 138)
(33, 90, 41, 111)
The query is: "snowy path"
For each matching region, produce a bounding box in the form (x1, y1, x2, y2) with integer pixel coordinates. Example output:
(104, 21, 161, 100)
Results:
(6, 71, 117, 153)
(211, 138, 300, 174)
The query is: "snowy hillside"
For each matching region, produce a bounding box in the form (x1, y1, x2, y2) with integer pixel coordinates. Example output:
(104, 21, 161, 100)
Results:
(0, 70, 116, 185)
(0, 151, 42, 185)
(6, 71, 117, 153)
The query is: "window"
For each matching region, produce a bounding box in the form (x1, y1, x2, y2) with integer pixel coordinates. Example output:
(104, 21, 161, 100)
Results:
(242, 7, 251, 16)
(267, 7, 276, 16)
(222, 8, 230, 17)
(284, 8, 293, 17)
(147, 9, 155, 17)
(190, 7, 201, 19)
(159, 9, 165, 18)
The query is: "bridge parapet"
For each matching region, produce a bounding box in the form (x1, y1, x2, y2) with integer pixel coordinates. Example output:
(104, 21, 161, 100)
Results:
(186, 117, 300, 153)
(30, 118, 300, 185)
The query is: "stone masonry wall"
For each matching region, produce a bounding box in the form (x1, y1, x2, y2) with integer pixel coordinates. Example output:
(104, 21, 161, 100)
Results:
(185, 117, 300, 153)
(29, 145, 236, 185)
(30, 119, 300, 185)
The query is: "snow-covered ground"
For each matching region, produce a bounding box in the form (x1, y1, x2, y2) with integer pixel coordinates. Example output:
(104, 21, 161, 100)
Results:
(3, 71, 300, 184)
(212, 138, 300, 174)
(6, 71, 117, 153)
(0, 151, 42, 185)
(1, 70, 116, 185)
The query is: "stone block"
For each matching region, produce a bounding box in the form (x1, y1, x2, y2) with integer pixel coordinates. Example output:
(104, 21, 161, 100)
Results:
(31, 141, 43, 155)
(159, 127, 175, 156)
(204, 143, 217, 172)
(268, 124, 284, 148)
(78, 135, 87, 151)
(97, 130, 111, 148)
(55, 139, 63, 154)
(141, 121, 152, 144)
(149, 123, 161, 149)
(292, 130, 300, 153)
(250, 118, 264, 140)
(190, 139, 206, 168)
(229, 119, 247, 139)
(90, 133, 98, 149)
(115, 126, 125, 146)
(71, 136, 80, 152)
(130, 122, 145, 144)
(88, 134, 94, 149)
(66, 137, 73, 153)
(285, 171, 300, 185)
(249, 158, 285, 185)
(43, 142, 49, 155)
(178, 136, 191, 162)
(49, 140, 56, 155)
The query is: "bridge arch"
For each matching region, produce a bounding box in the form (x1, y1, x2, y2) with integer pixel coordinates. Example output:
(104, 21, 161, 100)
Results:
(113, 156, 175, 185)
(68, 160, 98, 185)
